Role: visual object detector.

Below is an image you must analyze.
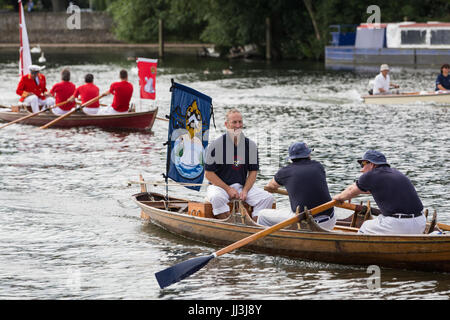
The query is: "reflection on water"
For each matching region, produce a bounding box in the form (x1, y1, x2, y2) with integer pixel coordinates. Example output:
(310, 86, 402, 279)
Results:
(0, 53, 449, 299)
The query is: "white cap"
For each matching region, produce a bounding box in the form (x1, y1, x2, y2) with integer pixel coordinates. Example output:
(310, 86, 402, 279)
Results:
(29, 65, 43, 72)
(380, 64, 390, 71)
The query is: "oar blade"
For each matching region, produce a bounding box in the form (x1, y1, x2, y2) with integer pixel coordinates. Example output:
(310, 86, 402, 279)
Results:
(155, 254, 215, 289)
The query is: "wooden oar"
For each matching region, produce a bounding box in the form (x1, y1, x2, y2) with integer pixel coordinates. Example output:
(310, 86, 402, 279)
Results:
(265, 187, 450, 232)
(0, 99, 71, 129)
(39, 92, 108, 130)
(154, 199, 337, 289)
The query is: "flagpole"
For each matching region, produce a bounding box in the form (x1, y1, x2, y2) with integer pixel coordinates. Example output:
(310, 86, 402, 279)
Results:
(19, 0, 32, 77)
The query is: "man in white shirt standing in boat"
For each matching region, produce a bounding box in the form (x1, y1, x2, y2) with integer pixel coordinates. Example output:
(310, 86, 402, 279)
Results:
(373, 64, 399, 95)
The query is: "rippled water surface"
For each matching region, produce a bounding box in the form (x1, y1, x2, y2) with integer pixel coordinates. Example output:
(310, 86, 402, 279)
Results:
(0, 53, 449, 300)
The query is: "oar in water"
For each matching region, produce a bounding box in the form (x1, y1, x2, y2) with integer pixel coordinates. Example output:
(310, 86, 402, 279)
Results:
(265, 187, 450, 232)
(0, 98, 72, 129)
(154, 199, 337, 289)
(39, 92, 108, 130)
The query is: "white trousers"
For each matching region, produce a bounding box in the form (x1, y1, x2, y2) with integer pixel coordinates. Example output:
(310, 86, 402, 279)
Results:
(96, 106, 128, 115)
(23, 95, 55, 113)
(83, 107, 99, 115)
(257, 208, 337, 230)
(206, 183, 274, 217)
(358, 214, 426, 235)
(51, 106, 73, 115)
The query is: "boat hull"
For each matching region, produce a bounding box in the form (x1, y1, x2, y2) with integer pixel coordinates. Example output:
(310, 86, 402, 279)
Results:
(362, 92, 450, 105)
(0, 108, 158, 130)
(133, 192, 450, 273)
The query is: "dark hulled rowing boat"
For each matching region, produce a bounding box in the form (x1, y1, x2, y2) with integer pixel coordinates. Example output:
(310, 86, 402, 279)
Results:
(0, 108, 158, 130)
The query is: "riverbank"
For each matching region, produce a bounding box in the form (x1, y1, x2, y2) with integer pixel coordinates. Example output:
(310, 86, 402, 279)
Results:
(0, 43, 214, 56)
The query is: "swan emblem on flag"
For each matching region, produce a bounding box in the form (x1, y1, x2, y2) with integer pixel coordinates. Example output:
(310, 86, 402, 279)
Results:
(144, 77, 155, 94)
(172, 100, 205, 179)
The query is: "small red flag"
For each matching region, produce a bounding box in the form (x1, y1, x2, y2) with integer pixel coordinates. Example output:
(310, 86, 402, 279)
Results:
(137, 57, 158, 100)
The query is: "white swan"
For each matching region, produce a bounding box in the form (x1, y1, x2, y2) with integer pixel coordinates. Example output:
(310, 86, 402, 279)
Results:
(31, 45, 41, 54)
(38, 52, 46, 63)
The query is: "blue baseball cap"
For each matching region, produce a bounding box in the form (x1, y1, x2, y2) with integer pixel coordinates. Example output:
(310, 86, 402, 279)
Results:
(286, 142, 313, 160)
(357, 150, 389, 165)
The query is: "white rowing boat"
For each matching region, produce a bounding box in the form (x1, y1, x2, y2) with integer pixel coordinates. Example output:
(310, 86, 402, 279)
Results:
(362, 91, 450, 105)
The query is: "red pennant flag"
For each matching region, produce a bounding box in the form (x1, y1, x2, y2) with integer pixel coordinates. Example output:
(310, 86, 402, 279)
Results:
(137, 58, 158, 100)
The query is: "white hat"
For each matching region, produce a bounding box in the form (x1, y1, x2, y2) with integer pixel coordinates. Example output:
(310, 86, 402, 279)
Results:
(29, 65, 43, 72)
(380, 64, 390, 71)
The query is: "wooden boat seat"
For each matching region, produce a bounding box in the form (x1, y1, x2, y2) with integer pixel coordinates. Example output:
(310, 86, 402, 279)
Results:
(190, 199, 276, 220)
(141, 200, 189, 212)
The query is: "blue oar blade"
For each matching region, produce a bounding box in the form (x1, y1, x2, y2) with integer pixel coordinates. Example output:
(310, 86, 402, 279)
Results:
(155, 254, 215, 289)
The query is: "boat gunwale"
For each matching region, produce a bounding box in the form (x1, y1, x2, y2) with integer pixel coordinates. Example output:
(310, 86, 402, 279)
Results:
(133, 193, 450, 244)
(362, 91, 450, 101)
(0, 108, 158, 120)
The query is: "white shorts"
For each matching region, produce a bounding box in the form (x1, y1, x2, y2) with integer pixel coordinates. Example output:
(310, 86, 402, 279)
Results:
(23, 95, 55, 113)
(257, 207, 336, 230)
(206, 183, 273, 217)
(96, 106, 128, 115)
(358, 214, 426, 235)
(51, 106, 73, 115)
(83, 107, 99, 115)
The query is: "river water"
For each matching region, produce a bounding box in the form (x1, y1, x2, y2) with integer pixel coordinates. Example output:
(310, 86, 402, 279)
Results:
(0, 52, 449, 301)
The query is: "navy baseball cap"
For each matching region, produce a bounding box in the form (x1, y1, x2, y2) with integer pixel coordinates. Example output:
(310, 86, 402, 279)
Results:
(286, 142, 313, 160)
(357, 150, 389, 165)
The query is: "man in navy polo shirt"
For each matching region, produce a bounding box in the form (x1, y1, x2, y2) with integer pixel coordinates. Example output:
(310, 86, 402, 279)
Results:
(334, 150, 426, 234)
(204, 109, 274, 221)
(258, 142, 336, 230)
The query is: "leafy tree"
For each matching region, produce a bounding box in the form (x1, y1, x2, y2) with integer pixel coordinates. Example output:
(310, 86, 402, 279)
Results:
(105, 0, 450, 60)
(108, 0, 207, 42)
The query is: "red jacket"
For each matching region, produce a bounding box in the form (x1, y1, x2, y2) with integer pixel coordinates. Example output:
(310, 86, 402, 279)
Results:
(16, 73, 48, 102)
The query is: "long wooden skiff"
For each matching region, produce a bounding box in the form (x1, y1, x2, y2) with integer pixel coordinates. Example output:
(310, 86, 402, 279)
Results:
(0, 108, 158, 130)
(362, 91, 450, 105)
(133, 191, 450, 273)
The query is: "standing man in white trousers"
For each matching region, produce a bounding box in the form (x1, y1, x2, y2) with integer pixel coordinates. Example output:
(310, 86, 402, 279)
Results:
(204, 109, 274, 221)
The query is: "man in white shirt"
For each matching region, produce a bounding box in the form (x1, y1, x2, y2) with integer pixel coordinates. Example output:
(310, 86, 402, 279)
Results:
(373, 64, 399, 95)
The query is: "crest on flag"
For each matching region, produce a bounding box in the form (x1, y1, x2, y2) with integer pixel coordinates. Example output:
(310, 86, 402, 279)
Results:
(137, 58, 157, 100)
(166, 81, 213, 191)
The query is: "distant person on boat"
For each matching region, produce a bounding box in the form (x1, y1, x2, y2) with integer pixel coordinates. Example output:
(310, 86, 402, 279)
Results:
(333, 150, 426, 235)
(27, 0, 34, 12)
(16, 65, 55, 113)
(435, 63, 450, 91)
(258, 142, 336, 230)
(70, 73, 100, 115)
(49, 68, 76, 115)
(97, 69, 133, 115)
(204, 109, 274, 221)
(372, 64, 399, 95)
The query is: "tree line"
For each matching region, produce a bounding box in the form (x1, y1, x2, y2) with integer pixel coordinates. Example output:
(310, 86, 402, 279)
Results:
(2, 0, 449, 60)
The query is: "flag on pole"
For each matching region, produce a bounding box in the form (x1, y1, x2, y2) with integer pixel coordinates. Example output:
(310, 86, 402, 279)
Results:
(166, 81, 212, 191)
(19, 0, 32, 77)
(137, 58, 158, 100)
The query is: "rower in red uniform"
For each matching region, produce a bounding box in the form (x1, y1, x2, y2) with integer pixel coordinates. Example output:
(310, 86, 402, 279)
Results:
(70, 73, 100, 115)
(16, 64, 55, 113)
(49, 69, 76, 115)
(98, 69, 133, 114)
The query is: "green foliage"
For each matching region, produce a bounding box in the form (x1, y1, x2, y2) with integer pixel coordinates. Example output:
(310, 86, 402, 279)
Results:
(107, 0, 207, 43)
(105, 0, 450, 59)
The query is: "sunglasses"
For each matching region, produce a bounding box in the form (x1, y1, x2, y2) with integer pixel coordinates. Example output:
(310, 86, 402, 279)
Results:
(360, 160, 371, 168)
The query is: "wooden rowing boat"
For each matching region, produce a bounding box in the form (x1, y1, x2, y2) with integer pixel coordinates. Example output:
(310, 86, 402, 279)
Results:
(362, 91, 450, 105)
(133, 191, 450, 273)
(0, 108, 158, 130)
